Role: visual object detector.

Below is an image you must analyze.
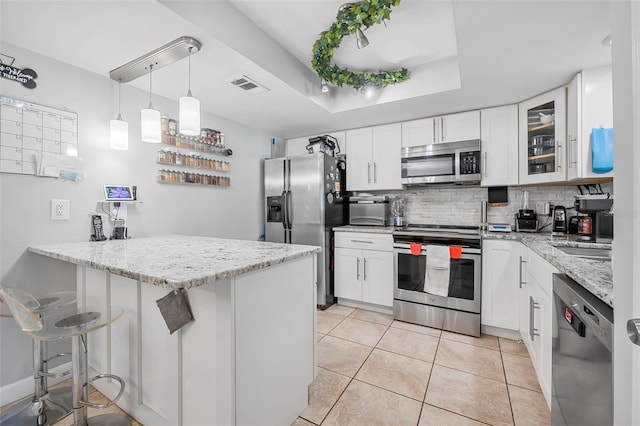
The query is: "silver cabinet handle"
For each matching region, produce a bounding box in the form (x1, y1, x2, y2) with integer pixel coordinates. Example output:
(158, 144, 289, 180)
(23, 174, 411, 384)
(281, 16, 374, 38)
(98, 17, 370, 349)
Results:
(367, 163, 371, 184)
(556, 140, 562, 170)
(569, 136, 577, 166)
(373, 162, 377, 183)
(529, 296, 540, 341)
(432, 118, 436, 143)
(483, 152, 487, 178)
(440, 117, 445, 141)
(350, 239, 373, 244)
(628, 319, 640, 346)
(356, 257, 360, 280)
(519, 256, 526, 288)
(363, 258, 367, 281)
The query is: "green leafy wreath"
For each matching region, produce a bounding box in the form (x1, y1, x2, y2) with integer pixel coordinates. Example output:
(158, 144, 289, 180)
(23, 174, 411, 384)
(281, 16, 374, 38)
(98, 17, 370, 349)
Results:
(311, 0, 409, 91)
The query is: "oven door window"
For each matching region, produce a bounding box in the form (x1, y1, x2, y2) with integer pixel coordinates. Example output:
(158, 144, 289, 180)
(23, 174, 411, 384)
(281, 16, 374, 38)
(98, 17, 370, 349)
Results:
(401, 154, 455, 178)
(397, 253, 476, 300)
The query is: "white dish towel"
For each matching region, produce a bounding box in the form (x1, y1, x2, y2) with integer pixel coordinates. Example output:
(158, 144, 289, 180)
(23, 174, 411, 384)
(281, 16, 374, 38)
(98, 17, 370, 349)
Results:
(424, 245, 451, 297)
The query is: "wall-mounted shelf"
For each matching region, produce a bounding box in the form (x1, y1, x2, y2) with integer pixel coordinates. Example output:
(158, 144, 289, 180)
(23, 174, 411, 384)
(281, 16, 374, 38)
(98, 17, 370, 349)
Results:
(157, 150, 229, 172)
(156, 169, 230, 186)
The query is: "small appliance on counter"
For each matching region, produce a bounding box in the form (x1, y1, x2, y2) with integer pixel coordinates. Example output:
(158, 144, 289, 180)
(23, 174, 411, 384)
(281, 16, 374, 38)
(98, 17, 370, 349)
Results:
(574, 194, 613, 243)
(515, 209, 538, 232)
(552, 205, 567, 234)
(391, 196, 406, 227)
(349, 195, 390, 226)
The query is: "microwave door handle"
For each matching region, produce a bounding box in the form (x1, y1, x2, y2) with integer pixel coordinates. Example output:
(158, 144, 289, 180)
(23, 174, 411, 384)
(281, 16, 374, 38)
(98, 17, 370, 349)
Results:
(433, 118, 436, 143)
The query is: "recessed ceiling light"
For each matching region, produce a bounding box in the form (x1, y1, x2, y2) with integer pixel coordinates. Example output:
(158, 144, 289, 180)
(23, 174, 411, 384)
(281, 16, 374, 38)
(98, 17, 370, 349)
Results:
(602, 34, 612, 47)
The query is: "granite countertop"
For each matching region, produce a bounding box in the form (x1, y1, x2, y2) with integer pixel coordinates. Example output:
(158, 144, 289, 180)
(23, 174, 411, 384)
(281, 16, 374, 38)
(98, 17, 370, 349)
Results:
(333, 225, 395, 234)
(483, 232, 613, 308)
(28, 235, 321, 289)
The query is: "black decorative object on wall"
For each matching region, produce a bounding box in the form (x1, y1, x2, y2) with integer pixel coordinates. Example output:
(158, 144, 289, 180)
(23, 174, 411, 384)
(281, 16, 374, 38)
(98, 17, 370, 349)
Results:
(0, 54, 37, 89)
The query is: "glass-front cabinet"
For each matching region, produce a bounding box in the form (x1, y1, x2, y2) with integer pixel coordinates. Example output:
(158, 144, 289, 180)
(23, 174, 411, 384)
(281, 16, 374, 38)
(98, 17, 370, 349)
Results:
(519, 88, 566, 184)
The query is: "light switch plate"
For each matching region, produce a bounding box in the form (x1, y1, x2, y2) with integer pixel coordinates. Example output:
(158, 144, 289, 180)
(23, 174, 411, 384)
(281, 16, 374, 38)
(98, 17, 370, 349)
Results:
(51, 199, 70, 220)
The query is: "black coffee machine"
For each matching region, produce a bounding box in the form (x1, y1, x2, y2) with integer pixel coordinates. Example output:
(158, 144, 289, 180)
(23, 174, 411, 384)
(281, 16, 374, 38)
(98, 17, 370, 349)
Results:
(552, 205, 567, 234)
(574, 197, 614, 242)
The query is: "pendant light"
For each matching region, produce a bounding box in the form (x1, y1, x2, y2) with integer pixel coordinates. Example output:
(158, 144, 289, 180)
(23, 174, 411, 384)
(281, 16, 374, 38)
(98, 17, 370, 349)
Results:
(179, 47, 200, 136)
(356, 27, 369, 49)
(109, 80, 128, 150)
(141, 64, 161, 143)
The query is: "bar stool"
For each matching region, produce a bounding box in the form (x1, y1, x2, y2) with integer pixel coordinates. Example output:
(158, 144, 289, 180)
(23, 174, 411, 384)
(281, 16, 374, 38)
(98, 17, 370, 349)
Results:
(0, 288, 129, 426)
(0, 290, 76, 426)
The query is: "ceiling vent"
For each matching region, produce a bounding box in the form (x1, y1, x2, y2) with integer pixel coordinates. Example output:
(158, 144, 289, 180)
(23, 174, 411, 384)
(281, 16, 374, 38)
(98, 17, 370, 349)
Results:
(228, 75, 269, 94)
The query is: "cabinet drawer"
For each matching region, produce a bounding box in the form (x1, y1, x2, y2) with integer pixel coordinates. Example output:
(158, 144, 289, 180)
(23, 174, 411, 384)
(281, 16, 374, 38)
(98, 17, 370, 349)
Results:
(335, 232, 392, 251)
(526, 249, 558, 298)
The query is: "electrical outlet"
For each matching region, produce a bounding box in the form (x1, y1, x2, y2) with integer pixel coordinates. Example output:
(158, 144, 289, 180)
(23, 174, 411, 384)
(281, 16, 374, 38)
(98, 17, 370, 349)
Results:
(51, 199, 70, 220)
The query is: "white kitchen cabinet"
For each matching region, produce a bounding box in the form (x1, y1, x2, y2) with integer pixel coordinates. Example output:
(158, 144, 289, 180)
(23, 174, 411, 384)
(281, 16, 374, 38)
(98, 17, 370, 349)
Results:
(480, 105, 519, 186)
(346, 123, 401, 191)
(518, 88, 566, 184)
(566, 65, 613, 180)
(481, 240, 523, 331)
(286, 131, 346, 157)
(401, 111, 480, 148)
(334, 232, 394, 308)
(519, 248, 557, 407)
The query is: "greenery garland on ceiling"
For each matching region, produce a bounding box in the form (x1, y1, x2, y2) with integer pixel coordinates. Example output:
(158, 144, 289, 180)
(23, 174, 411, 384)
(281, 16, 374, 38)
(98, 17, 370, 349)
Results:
(311, 0, 408, 91)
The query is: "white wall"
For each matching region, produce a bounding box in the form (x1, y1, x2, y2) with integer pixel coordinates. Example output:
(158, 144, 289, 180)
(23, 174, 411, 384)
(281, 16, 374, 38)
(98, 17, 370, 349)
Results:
(0, 42, 272, 387)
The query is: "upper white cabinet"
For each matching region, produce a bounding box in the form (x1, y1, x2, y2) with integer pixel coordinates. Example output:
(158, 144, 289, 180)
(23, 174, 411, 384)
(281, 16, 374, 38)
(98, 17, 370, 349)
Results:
(566, 65, 613, 181)
(481, 240, 523, 331)
(480, 105, 519, 186)
(346, 123, 401, 191)
(402, 111, 480, 148)
(286, 132, 346, 157)
(518, 88, 567, 184)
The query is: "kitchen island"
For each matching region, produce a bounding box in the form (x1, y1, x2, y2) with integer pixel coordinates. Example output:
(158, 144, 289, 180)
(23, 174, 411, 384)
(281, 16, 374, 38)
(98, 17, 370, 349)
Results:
(28, 235, 320, 426)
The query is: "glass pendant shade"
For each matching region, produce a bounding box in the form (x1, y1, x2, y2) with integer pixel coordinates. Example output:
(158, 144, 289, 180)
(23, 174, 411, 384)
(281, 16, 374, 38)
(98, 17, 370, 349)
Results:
(179, 94, 200, 136)
(110, 117, 129, 150)
(356, 27, 369, 49)
(141, 107, 161, 143)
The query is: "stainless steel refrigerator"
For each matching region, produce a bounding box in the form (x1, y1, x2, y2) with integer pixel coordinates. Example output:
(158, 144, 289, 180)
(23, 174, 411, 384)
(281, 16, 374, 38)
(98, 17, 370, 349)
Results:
(264, 153, 347, 308)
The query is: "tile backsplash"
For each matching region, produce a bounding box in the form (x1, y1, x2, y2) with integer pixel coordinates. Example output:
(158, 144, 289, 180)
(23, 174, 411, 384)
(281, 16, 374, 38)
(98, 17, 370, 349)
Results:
(380, 182, 613, 228)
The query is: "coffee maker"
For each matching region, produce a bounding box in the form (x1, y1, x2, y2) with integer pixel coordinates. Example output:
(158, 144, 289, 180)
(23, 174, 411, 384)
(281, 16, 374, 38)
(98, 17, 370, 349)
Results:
(574, 196, 614, 242)
(552, 205, 567, 234)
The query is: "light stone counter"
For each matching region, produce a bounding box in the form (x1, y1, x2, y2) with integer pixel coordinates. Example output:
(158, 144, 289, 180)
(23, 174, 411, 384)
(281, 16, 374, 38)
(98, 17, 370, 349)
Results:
(28, 235, 320, 289)
(483, 232, 613, 307)
(333, 225, 395, 234)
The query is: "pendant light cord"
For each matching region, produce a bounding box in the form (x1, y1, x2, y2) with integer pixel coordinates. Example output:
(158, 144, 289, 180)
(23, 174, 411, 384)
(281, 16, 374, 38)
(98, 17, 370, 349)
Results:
(117, 80, 123, 120)
(148, 64, 154, 109)
(187, 47, 193, 97)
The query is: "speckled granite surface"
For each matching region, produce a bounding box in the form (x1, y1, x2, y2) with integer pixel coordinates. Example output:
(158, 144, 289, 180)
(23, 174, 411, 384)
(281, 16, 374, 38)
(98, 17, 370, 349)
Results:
(28, 235, 320, 289)
(333, 226, 395, 234)
(483, 232, 613, 307)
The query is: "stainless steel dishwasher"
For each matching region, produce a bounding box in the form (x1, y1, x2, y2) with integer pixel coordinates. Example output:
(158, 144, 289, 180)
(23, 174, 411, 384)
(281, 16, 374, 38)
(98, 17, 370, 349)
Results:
(552, 273, 613, 426)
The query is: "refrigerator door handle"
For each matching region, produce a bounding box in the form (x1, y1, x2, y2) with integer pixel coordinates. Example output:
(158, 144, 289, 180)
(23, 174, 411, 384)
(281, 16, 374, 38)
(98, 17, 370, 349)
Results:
(281, 190, 288, 231)
(286, 190, 293, 230)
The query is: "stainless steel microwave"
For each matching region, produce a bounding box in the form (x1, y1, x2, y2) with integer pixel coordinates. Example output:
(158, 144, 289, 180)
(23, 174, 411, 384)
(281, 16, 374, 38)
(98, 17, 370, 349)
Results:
(401, 140, 481, 185)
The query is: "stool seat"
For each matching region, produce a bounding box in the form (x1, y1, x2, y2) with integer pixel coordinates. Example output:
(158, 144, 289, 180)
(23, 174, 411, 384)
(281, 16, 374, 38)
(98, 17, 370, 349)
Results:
(0, 290, 77, 426)
(1, 288, 129, 426)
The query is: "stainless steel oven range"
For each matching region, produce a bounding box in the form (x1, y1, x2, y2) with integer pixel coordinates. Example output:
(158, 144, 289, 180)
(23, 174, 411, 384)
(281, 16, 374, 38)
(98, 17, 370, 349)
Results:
(393, 225, 481, 337)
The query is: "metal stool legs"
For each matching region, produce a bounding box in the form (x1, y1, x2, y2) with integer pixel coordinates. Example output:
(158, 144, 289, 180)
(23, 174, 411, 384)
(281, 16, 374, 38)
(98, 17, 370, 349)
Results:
(0, 339, 73, 426)
(70, 332, 128, 426)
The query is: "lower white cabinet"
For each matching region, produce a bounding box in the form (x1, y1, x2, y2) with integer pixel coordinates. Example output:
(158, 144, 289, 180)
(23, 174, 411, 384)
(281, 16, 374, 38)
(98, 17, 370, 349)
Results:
(334, 232, 394, 308)
(481, 240, 524, 330)
(519, 247, 557, 407)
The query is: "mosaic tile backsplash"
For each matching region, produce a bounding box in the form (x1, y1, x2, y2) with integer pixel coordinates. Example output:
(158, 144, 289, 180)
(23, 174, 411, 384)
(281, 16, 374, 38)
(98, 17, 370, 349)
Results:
(377, 182, 613, 228)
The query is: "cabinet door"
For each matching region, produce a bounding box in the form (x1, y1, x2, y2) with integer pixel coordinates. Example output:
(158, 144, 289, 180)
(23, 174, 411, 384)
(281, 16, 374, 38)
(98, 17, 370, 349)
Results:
(480, 240, 522, 330)
(518, 88, 567, 184)
(362, 249, 394, 307)
(441, 110, 481, 143)
(285, 136, 312, 157)
(401, 117, 437, 148)
(566, 73, 581, 180)
(345, 127, 373, 191)
(518, 250, 531, 346)
(371, 123, 402, 190)
(334, 247, 363, 301)
(580, 65, 613, 179)
(480, 105, 519, 186)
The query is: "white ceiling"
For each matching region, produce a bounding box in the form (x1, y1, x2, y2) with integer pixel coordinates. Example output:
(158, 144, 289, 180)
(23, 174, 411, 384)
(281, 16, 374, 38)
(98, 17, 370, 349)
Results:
(0, 0, 612, 140)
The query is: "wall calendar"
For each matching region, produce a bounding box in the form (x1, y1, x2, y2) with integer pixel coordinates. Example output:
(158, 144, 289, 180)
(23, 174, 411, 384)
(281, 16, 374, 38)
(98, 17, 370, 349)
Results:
(0, 95, 78, 175)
